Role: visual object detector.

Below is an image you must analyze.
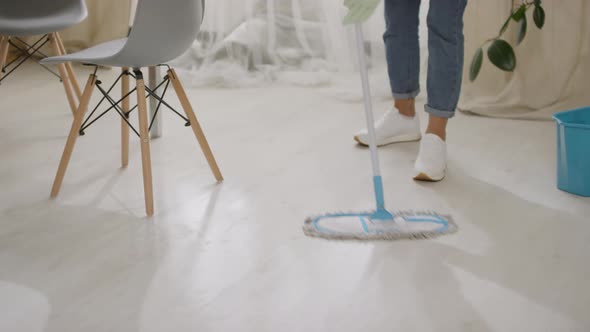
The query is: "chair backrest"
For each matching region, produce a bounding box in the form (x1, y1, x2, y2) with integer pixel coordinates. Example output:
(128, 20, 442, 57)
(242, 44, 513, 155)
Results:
(115, 0, 204, 68)
(0, 0, 86, 20)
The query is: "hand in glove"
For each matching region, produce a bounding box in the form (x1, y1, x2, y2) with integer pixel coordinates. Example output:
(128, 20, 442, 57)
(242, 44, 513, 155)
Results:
(343, 0, 381, 24)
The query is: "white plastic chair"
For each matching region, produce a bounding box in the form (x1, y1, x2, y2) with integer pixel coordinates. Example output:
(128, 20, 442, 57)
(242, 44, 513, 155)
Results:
(42, 0, 222, 217)
(0, 0, 87, 113)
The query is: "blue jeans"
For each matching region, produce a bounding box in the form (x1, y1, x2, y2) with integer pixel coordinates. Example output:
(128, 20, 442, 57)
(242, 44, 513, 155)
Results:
(384, 0, 468, 119)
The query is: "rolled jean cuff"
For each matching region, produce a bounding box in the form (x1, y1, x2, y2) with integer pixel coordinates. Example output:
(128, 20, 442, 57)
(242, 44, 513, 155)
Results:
(392, 88, 420, 100)
(425, 104, 456, 119)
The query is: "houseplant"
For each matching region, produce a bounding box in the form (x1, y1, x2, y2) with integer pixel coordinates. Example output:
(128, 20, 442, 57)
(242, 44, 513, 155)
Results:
(469, 0, 546, 81)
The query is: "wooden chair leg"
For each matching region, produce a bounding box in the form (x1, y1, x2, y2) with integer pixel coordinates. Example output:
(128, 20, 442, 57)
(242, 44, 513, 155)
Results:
(54, 32, 82, 100)
(0, 36, 10, 81)
(135, 71, 154, 216)
(51, 74, 97, 198)
(167, 68, 223, 182)
(48, 33, 77, 115)
(121, 68, 130, 168)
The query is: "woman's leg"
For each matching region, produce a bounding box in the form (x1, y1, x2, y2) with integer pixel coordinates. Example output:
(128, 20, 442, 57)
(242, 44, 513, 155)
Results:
(352, 0, 423, 147)
(413, 0, 468, 182)
(384, 0, 422, 116)
(425, 0, 468, 140)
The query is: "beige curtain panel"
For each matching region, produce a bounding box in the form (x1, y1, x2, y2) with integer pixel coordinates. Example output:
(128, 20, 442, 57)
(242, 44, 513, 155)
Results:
(59, 0, 132, 52)
(7, 0, 131, 57)
(459, 0, 590, 120)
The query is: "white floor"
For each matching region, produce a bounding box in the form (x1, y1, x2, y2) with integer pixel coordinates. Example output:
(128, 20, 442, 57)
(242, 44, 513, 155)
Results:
(1, 64, 589, 332)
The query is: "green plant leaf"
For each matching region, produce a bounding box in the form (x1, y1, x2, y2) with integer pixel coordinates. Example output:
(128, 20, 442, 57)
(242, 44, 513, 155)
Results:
(533, 5, 546, 29)
(517, 15, 527, 45)
(470, 48, 484, 82)
(487, 39, 516, 72)
(534, 0, 542, 6)
(511, 4, 527, 22)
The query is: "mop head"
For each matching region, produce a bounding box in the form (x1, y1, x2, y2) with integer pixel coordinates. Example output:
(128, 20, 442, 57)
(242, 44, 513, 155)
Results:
(303, 210, 457, 241)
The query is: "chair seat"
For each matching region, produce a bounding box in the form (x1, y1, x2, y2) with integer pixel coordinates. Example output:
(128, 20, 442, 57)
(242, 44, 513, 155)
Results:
(41, 37, 182, 68)
(41, 38, 127, 66)
(0, 11, 86, 36)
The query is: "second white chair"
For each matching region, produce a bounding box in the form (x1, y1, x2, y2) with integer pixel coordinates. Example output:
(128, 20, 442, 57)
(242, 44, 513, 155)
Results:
(0, 0, 88, 113)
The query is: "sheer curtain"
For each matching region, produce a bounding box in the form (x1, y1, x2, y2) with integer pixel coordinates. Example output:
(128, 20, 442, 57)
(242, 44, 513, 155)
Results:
(171, 0, 590, 120)
(171, 0, 396, 88)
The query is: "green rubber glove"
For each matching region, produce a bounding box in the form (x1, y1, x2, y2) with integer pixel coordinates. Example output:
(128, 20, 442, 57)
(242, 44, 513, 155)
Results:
(343, 0, 381, 25)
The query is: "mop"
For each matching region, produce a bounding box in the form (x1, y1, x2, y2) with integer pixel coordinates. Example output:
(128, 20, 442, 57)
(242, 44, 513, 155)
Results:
(302, 23, 457, 240)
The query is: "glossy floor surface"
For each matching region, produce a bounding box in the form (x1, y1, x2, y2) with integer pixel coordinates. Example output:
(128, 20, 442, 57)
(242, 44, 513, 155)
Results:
(1, 64, 589, 332)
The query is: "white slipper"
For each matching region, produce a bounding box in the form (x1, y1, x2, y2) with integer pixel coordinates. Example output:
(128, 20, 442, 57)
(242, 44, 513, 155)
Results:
(354, 108, 421, 147)
(413, 133, 447, 182)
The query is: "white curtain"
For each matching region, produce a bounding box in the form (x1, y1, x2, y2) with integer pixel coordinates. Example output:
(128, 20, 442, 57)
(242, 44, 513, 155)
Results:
(172, 0, 589, 120)
(171, 0, 391, 88)
(459, 0, 590, 119)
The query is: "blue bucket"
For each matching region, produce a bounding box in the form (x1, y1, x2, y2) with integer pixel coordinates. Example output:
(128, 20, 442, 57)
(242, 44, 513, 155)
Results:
(553, 106, 590, 197)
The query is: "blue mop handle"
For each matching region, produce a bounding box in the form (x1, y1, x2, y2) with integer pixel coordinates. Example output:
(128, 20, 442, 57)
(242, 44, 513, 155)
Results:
(354, 23, 386, 210)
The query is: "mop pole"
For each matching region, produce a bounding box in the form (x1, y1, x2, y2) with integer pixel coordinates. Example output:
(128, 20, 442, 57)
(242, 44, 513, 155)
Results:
(354, 23, 386, 212)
